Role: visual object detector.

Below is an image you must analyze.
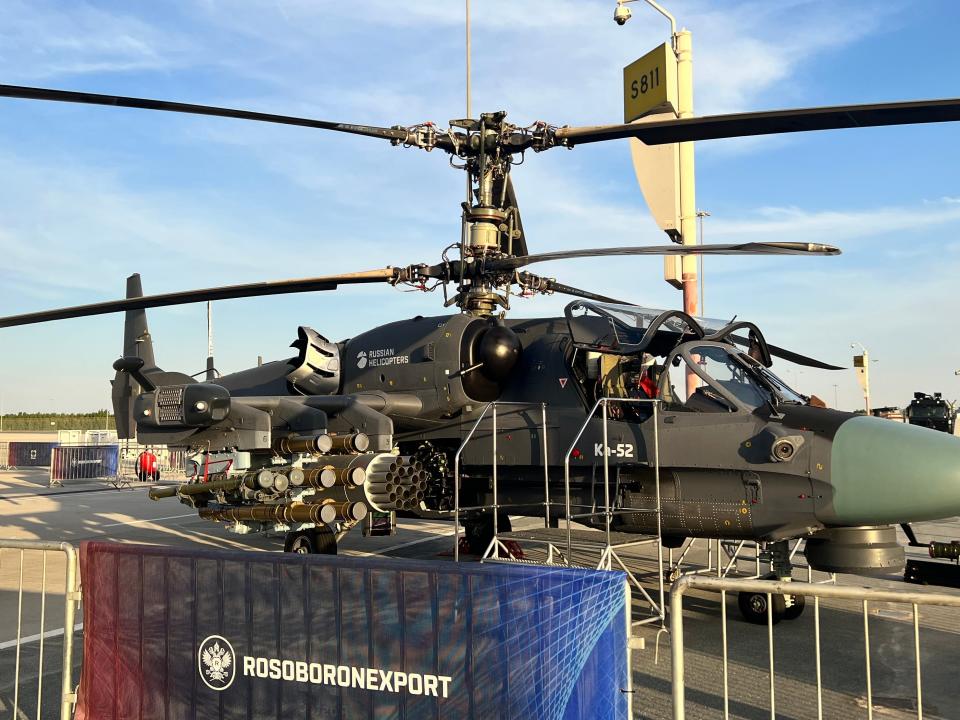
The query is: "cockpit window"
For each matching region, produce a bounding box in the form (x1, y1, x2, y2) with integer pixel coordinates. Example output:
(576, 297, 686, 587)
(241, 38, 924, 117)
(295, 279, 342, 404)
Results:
(692, 345, 770, 409)
(660, 344, 773, 413)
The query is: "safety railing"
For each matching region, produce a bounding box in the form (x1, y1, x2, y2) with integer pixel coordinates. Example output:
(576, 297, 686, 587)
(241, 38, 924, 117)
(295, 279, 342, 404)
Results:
(452, 401, 550, 562)
(562, 396, 665, 627)
(0, 540, 81, 720)
(666, 537, 833, 585)
(670, 575, 960, 720)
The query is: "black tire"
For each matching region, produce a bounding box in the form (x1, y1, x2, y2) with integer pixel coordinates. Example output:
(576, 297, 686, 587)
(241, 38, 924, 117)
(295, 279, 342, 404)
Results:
(284, 529, 337, 555)
(738, 590, 786, 625)
(783, 592, 805, 620)
(464, 513, 512, 556)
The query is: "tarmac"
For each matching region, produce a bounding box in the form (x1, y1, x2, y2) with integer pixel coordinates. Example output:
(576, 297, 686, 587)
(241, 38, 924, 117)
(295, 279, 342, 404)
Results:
(1, 466, 959, 719)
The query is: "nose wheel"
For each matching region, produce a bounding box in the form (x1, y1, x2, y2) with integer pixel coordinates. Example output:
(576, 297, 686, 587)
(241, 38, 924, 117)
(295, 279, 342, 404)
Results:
(738, 588, 787, 625)
(463, 512, 512, 556)
(737, 541, 806, 624)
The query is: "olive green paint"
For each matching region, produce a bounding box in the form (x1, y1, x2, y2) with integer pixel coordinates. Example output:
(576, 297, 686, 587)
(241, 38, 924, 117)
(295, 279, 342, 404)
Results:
(830, 416, 960, 524)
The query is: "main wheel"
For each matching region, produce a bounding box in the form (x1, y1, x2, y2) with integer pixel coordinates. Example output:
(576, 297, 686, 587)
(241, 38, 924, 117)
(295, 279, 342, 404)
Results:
(284, 529, 338, 555)
(464, 513, 512, 556)
(738, 590, 786, 625)
(782, 592, 805, 620)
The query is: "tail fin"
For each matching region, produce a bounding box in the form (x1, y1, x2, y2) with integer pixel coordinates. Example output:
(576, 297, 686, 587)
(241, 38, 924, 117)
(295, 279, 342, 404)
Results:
(111, 273, 156, 439)
(122, 273, 156, 368)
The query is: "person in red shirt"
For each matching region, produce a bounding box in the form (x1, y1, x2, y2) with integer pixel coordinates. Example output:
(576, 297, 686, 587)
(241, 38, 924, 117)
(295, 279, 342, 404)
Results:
(625, 354, 661, 421)
(136, 449, 160, 483)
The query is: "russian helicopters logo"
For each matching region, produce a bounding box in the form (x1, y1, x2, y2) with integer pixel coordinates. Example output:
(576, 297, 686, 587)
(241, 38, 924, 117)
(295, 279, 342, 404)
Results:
(198, 635, 236, 691)
(356, 350, 368, 369)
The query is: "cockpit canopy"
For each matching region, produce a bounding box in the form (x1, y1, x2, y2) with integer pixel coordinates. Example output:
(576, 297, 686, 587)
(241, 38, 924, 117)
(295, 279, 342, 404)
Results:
(564, 301, 774, 367)
(565, 301, 806, 414)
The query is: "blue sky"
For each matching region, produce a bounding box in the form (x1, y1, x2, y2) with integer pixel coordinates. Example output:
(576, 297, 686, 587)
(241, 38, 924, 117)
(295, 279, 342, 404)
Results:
(0, 0, 958, 413)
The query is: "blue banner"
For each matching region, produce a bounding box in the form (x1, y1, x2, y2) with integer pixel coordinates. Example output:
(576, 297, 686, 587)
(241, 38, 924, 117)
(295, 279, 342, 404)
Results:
(50, 444, 119, 480)
(76, 542, 630, 720)
(7, 441, 57, 467)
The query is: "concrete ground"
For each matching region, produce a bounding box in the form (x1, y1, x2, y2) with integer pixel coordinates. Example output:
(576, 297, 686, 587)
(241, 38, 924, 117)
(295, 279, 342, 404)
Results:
(2, 466, 960, 719)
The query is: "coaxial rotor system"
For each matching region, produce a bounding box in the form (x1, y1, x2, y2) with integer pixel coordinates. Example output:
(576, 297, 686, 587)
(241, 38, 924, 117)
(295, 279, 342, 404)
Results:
(0, 81, 958, 325)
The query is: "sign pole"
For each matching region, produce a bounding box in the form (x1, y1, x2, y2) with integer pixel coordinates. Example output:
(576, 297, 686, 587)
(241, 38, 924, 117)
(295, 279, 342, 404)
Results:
(675, 29, 699, 398)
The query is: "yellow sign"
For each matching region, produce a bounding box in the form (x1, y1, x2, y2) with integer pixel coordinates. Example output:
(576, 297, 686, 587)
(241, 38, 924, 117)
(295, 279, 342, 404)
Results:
(623, 42, 678, 122)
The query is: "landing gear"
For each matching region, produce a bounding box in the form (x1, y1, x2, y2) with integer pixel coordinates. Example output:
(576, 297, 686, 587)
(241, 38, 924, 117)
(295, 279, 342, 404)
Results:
(783, 592, 805, 620)
(284, 527, 337, 555)
(738, 588, 786, 625)
(737, 541, 805, 624)
(464, 513, 512, 556)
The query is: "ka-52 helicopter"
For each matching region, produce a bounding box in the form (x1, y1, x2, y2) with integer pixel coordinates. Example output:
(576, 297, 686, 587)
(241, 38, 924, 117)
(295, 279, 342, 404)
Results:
(3, 83, 960, 623)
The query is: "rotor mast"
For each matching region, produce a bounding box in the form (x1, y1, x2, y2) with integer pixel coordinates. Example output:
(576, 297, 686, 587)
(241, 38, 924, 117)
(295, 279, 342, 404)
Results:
(456, 113, 522, 316)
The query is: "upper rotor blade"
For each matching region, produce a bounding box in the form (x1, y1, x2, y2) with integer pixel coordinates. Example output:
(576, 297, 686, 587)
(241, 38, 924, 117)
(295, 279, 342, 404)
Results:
(0, 84, 409, 142)
(488, 242, 840, 272)
(0, 269, 397, 329)
(555, 98, 960, 146)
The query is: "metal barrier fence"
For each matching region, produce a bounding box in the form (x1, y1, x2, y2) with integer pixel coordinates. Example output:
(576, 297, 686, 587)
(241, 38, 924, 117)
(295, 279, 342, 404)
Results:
(44, 443, 187, 487)
(670, 575, 960, 720)
(116, 444, 188, 484)
(0, 440, 185, 485)
(0, 442, 59, 471)
(48, 445, 119, 487)
(0, 540, 80, 720)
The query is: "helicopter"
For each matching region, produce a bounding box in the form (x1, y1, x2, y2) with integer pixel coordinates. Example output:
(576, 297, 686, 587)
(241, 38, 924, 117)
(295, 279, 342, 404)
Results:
(2, 82, 960, 624)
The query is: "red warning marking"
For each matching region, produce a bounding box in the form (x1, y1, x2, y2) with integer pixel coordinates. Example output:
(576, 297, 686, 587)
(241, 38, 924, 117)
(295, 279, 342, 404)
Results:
(559, 378, 568, 389)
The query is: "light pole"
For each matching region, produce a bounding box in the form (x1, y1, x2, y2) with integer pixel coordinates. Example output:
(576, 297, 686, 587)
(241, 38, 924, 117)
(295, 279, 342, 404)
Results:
(832, 383, 839, 410)
(851, 342, 872, 415)
(696, 209, 710, 317)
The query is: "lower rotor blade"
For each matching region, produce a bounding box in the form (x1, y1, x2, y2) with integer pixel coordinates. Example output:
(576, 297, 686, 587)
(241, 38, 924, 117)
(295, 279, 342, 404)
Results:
(764, 341, 845, 371)
(0, 268, 398, 328)
(555, 98, 960, 146)
(489, 242, 840, 273)
(728, 334, 844, 371)
(0, 84, 410, 143)
(517, 273, 629, 304)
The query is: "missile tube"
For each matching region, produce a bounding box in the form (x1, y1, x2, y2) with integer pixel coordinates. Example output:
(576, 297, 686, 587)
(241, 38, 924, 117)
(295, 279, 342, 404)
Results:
(327, 433, 371, 454)
(275, 434, 334, 455)
(148, 474, 243, 501)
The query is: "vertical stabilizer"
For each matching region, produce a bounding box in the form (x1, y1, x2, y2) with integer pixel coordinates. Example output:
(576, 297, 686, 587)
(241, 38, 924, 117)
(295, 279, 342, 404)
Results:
(123, 273, 156, 368)
(112, 273, 156, 439)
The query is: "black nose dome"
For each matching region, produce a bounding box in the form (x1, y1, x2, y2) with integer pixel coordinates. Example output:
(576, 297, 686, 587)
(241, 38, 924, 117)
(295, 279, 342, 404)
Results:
(477, 325, 522, 381)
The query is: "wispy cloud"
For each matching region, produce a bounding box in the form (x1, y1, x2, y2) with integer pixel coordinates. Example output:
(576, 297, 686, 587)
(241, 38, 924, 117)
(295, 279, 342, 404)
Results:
(707, 199, 960, 245)
(0, 1, 193, 80)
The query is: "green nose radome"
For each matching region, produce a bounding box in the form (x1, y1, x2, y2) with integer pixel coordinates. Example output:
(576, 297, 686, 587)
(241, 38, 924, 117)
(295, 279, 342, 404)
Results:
(828, 416, 960, 525)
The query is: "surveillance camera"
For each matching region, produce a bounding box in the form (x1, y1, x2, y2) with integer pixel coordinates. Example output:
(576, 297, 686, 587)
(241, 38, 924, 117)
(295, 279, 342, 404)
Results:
(613, 4, 632, 25)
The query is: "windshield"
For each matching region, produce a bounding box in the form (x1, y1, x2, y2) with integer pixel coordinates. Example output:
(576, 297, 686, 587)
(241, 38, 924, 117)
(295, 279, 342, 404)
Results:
(690, 345, 771, 409)
(910, 406, 948, 418)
